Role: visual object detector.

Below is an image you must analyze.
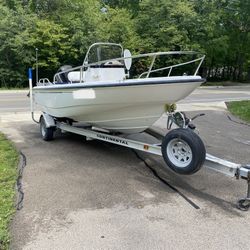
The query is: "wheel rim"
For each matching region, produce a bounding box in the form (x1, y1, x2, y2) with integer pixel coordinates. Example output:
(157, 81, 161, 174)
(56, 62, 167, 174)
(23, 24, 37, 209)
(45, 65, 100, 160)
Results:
(41, 120, 46, 137)
(166, 138, 192, 168)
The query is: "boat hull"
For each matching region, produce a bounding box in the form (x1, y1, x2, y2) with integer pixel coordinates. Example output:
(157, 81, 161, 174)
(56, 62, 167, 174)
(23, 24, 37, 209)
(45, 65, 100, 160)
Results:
(33, 76, 204, 133)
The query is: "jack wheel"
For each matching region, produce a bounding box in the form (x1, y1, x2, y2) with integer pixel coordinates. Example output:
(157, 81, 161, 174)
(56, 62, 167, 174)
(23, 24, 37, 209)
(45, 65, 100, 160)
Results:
(237, 198, 250, 211)
(161, 128, 206, 175)
(40, 116, 55, 141)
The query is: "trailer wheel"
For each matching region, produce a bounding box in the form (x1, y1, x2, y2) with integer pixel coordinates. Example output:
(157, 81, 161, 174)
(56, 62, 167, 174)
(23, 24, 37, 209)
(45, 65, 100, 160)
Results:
(40, 116, 54, 141)
(161, 128, 206, 175)
(237, 198, 250, 211)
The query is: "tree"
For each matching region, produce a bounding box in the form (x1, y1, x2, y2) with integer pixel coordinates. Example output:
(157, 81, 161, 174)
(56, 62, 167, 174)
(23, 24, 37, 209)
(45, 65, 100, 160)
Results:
(98, 8, 142, 51)
(134, 0, 198, 52)
(0, 5, 76, 87)
(222, 0, 250, 80)
(0, 0, 250, 87)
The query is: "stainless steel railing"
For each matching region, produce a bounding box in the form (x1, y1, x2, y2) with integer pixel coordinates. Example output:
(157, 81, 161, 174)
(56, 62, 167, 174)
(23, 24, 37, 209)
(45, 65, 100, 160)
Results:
(51, 50, 205, 84)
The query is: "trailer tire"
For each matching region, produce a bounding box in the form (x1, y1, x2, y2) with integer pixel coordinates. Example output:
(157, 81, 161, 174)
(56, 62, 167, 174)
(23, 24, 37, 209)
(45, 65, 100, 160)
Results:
(161, 128, 206, 175)
(237, 198, 250, 211)
(40, 116, 54, 141)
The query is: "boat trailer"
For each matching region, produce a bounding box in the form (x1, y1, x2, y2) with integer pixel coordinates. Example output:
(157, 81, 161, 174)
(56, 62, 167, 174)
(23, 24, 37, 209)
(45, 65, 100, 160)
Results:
(38, 113, 250, 211)
(28, 67, 250, 210)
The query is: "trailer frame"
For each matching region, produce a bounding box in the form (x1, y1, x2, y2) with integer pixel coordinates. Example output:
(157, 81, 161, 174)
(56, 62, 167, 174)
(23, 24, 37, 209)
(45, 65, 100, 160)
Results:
(48, 118, 250, 211)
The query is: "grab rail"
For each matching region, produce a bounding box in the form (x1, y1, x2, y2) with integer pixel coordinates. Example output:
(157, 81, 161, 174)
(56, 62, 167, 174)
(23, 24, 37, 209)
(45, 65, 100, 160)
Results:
(52, 51, 205, 84)
(37, 78, 52, 86)
(139, 55, 205, 78)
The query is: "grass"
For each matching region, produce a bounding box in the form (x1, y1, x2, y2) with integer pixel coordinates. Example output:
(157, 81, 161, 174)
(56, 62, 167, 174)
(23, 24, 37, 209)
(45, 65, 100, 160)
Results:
(227, 100, 250, 123)
(0, 133, 18, 250)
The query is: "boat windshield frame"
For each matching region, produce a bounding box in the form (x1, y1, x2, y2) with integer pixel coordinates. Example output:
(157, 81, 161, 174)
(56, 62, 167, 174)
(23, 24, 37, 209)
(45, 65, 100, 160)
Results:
(83, 42, 124, 66)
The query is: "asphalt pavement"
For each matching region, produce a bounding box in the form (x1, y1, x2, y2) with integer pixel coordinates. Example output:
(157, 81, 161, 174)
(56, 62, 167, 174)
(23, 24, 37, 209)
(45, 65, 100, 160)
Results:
(0, 86, 250, 250)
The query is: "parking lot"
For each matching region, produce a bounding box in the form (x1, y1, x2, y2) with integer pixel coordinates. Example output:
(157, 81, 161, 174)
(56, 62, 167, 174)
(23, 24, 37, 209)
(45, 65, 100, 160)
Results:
(0, 86, 250, 250)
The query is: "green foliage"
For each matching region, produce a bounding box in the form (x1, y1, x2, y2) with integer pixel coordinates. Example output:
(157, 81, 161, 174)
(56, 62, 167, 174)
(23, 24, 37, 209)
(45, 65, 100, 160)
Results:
(99, 8, 142, 51)
(192, 0, 250, 80)
(0, 0, 250, 87)
(0, 133, 18, 250)
(222, 0, 250, 80)
(0, 4, 76, 86)
(103, 0, 141, 16)
(135, 0, 198, 51)
(54, 0, 104, 64)
(23, 18, 77, 79)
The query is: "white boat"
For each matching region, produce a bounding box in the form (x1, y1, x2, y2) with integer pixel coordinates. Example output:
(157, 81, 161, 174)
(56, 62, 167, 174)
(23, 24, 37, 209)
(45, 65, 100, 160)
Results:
(33, 43, 205, 133)
(29, 44, 250, 210)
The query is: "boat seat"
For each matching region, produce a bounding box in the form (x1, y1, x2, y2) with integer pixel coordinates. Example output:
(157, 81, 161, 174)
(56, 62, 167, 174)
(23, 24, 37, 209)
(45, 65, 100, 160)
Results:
(67, 61, 125, 83)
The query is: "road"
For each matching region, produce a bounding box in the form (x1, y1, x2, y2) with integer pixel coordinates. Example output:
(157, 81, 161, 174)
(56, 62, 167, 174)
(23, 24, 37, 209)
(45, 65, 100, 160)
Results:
(0, 86, 250, 250)
(180, 85, 250, 103)
(0, 85, 250, 112)
(0, 90, 29, 112)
